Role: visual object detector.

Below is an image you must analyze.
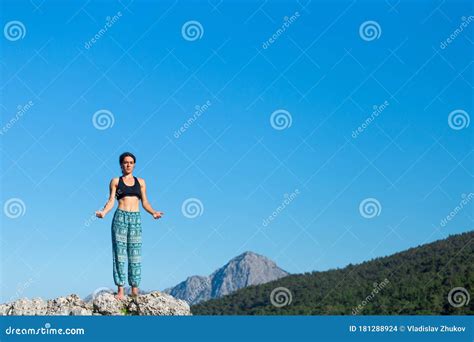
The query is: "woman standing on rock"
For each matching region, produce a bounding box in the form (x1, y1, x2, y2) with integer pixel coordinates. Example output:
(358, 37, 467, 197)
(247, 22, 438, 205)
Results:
(95, 152, 164, 300)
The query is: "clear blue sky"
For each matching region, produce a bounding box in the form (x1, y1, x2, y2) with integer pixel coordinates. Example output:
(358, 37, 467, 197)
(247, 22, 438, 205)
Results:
(1, 0, 472, 302)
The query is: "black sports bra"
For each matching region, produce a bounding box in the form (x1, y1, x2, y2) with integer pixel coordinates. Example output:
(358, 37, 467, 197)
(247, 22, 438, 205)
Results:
(116, 176, 142, 200)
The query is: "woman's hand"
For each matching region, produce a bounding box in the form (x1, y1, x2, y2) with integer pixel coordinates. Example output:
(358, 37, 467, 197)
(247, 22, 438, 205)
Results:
(95, 210, 106, 219)
(152, 211, 164, 219)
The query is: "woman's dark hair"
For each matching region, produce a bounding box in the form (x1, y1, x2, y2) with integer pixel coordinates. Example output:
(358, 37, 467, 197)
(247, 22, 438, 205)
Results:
(119, 152, 136, 164)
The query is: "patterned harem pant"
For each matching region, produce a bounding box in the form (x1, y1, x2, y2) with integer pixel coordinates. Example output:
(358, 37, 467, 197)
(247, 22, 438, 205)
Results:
(111, 208, 142, 287)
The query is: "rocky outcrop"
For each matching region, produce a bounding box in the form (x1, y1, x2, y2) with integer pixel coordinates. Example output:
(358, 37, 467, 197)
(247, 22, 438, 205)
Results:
(0, 291, 191, 316)
(0, 294, 91, 316)
(93, 292, 191, 316)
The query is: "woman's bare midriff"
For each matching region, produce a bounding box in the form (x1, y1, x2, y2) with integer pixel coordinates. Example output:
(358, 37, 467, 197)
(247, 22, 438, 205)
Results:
(118, 196, 140, 212)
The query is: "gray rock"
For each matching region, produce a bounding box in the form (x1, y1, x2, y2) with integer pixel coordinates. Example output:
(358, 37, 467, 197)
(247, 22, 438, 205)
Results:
(92, 291, 191, 316)
(1, 291, 191, 316)
(46, 294, 93, 316)
(0, 303, 12, 315)
(92, 292, 125, 315)
(129, 291, 191, 316)
(9, 298, 47, 315)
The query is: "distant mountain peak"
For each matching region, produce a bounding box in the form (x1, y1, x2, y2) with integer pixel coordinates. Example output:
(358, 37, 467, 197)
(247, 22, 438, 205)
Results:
(237, 250, 260, 257)
(164, 251, 289, 305)
(231, 251, 267, 261)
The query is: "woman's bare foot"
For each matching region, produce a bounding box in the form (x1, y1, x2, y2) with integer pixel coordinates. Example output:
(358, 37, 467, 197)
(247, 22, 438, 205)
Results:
(114, 286, 125, 300)
(131, 286, 139, 297)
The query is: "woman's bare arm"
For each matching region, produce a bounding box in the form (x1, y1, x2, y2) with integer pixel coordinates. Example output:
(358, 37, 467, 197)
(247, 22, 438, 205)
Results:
(96, 178, 118, 218)
(139, 178, 164, 219)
